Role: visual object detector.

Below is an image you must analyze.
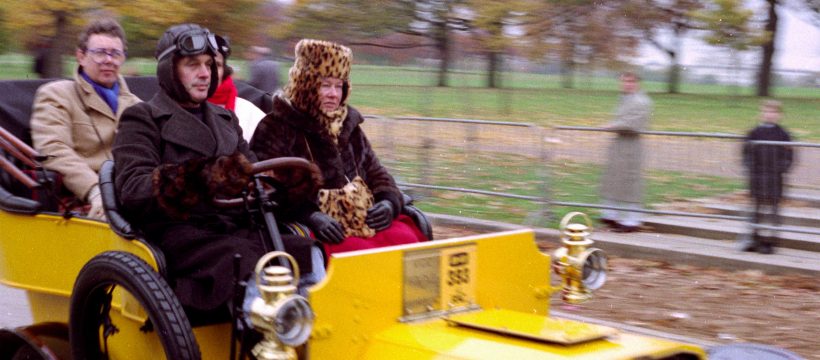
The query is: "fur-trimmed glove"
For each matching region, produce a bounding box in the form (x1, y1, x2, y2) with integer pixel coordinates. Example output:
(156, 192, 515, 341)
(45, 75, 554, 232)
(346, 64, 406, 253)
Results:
(152, 152, 253, 219)
(365, 200, 394, 231)
(259, 161, 323, 208)
(200, 152, 254, 197)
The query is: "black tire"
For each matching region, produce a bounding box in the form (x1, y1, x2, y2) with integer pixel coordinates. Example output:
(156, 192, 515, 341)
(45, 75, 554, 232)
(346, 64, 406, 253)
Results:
(69, 251, 201, 360)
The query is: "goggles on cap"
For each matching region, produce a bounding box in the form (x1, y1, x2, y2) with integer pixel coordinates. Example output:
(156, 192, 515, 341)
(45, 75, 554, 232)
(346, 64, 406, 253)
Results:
(157, 29, 218, 61)
(215, 35, 231, 58)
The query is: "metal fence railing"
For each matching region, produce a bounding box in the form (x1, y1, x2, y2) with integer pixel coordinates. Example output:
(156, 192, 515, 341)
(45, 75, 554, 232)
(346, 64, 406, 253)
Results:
(362, 117, 820, 236)
(362, 115, 552, 225)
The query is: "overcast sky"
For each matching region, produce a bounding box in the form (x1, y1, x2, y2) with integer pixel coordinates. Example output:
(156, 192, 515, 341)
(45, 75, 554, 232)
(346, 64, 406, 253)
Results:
(637, 2, 819, 72)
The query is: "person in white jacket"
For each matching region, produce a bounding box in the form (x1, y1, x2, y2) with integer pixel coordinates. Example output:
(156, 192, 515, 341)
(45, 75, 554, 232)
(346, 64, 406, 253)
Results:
(207, 35, 265, 142)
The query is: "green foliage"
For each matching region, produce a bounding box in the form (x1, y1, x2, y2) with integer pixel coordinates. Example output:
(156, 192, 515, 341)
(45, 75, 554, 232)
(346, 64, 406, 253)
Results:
(0, 0, 268, 58)
(279, 0, 415, 42)
(0, 7, 10, 54)
(694, 0, 761, 50)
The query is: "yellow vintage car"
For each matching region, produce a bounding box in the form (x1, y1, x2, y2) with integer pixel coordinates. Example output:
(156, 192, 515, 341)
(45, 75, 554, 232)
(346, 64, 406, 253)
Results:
(0, 79, 706, 359)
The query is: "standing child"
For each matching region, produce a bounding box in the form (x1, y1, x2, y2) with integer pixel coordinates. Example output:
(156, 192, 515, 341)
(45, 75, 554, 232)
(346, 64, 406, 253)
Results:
(740, 100, 793, 254)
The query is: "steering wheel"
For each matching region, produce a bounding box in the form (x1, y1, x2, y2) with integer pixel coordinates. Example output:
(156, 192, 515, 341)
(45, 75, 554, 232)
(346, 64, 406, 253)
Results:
(213, 157, 321, 208)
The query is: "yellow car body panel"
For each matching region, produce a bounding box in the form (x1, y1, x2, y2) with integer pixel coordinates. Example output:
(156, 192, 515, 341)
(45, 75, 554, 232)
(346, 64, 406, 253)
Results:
(1, 209, 706, 359)
(362, 320, 705, 360)
(0, 211, 158, 324)
(308, 229, 706, 359)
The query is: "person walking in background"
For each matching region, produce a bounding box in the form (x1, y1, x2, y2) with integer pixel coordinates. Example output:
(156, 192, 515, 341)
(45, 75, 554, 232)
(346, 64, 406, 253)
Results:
(245, 45, 279, 93)
(30, 18, 141, 220)
(599, 71, 652, 233)
(740, 100, 793, 254)
(208, 35, 265, 141)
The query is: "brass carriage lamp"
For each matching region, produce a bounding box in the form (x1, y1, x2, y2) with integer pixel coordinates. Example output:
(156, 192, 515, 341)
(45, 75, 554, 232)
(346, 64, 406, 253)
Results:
(552, 212, 608, 304)
(249, 252, 315, 360)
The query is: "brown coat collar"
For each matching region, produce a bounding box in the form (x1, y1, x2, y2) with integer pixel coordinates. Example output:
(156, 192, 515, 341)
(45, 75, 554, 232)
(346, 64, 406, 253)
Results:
(149, 91, 239, 157)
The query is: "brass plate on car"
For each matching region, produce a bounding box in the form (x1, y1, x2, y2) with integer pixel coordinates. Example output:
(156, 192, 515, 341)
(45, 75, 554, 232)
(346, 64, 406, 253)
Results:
(403, 244, 477, 317)
(445, 309, 617, 345)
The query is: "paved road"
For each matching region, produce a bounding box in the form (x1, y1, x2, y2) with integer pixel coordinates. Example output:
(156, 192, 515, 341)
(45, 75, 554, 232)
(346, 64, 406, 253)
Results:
(1, 284, 32, 328)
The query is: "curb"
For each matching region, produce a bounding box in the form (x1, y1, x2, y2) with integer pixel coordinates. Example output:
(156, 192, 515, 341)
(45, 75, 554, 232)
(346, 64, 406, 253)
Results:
(428, 213, 820, 276)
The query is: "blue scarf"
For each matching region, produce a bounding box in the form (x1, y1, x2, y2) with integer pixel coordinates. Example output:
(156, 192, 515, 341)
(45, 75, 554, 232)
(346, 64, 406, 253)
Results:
(80, 71, 120, 114)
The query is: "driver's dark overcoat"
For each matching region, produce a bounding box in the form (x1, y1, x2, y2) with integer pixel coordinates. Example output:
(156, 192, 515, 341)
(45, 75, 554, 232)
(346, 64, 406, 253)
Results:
(113, 90, 312, 311)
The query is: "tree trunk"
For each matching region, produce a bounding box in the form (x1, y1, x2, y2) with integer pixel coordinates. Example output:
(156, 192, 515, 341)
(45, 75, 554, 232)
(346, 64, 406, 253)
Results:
(666, 27, 684, 94)
(43, 11, 70, 78)
(560, 59, 575, 89)
(667, 51, 680, 94)
(487, 51, 499, 88)
(436, 24, 450, 87)
(756, 0, 778, 97)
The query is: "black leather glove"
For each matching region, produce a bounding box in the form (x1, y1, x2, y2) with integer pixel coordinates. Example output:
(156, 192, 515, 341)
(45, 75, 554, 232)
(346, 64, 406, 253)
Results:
(307, 212, 345, 244)
(366, 200, 394, 231)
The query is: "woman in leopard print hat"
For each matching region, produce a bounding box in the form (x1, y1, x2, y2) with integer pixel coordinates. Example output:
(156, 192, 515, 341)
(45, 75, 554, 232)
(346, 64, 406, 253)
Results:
(251, 39, 426, 258)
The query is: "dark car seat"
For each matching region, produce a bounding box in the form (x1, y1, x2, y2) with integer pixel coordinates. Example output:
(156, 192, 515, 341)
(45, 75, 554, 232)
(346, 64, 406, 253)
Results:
(98, 160, 167, 278)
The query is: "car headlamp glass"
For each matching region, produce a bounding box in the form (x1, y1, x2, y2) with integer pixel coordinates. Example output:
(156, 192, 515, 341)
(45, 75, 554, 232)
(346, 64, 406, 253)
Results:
(580, 248, 607, 291)
(273, 296, 314, 347)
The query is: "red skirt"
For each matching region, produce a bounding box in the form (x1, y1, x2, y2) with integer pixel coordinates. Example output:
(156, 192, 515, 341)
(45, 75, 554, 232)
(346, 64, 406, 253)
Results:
(323, 214, 428, 258)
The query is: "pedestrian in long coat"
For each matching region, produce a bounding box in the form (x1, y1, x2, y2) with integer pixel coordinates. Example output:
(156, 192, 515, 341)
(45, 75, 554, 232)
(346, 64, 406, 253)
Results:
(740, 100, 793, 254)
(599, 72, 652, 232)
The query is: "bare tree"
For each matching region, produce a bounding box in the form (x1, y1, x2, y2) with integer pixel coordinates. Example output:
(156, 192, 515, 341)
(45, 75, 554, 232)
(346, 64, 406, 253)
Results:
(625, 0, 704, 93)
(521, 1, 640, 89)
(282, 0, 471, 87)
(757, 0, 778, 97)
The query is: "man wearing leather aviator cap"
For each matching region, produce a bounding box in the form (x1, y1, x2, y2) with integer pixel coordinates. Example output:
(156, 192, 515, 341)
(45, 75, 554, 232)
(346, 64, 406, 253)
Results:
(30, 18, 140, 221)
(112, 24, 323, 314)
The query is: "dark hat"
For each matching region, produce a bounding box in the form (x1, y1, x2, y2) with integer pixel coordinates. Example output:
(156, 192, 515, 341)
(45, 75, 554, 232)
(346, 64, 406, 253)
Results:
(215, 35, 231, 59)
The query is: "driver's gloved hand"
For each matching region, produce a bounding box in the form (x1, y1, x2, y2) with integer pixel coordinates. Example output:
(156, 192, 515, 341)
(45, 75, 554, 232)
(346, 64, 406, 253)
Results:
(307, 211, 345, 244)
(200, 152, 254, 197)
(366, 200, 394, 231)
(152, 152, 253, 220)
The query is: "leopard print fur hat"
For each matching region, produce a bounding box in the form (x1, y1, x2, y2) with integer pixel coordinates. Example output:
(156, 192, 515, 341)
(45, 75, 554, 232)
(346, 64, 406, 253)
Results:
(284, 39, 352, 140)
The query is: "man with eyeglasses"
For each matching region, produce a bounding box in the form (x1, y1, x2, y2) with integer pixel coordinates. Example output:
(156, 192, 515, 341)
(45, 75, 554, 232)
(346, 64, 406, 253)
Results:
(30, 18, 140, 220)
(113, 24, 322, 316)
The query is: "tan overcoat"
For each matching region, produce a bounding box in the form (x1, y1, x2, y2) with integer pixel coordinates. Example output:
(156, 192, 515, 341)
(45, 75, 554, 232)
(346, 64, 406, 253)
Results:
(30, 68, 141, 200)
(600, 91, 652, 204)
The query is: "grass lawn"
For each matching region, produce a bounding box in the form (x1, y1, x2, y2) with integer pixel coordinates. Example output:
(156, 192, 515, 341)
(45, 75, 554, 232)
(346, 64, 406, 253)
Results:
(351, 85, 819, 140)
(387, 150, 743, 228)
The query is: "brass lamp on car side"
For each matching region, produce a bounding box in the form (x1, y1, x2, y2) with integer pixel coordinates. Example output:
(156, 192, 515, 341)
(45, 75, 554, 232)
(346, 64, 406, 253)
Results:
(552, 212, 608, 304)
(249, 252, 315, 360)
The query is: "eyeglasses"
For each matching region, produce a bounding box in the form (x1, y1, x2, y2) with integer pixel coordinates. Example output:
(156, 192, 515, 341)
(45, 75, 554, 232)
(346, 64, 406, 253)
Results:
(157, 29, 218, 61)
(85, 48, 126, 64)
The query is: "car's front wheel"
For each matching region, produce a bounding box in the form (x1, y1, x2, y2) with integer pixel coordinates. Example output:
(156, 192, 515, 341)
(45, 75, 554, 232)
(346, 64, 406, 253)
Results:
(69, 251, 200, 360)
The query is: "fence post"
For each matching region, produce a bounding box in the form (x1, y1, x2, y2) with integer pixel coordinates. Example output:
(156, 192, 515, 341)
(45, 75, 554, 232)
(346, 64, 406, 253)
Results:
(419, 136, 435, 198)
(464, 123, 478, 159)
(379, 116, 396, 166)
(525, 125, 553, 226)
